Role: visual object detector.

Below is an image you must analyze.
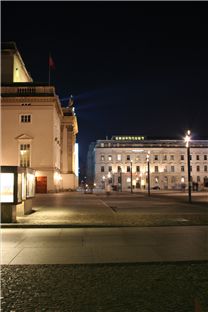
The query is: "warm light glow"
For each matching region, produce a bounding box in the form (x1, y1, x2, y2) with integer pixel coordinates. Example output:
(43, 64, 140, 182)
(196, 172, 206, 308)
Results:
(54, 172, 62, 182)
(107, 172, 111, 178)
(102, 176, 105, 180)
(0, 173, 14, 203)
(127, 177, 131, 182)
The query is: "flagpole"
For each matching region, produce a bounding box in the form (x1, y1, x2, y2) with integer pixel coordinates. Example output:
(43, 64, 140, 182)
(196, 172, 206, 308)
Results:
(48, 53, 51, 86)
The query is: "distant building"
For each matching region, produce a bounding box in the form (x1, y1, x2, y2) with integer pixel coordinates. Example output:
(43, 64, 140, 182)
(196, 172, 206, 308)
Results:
(87, 135, 208, 191)
(1, 42, 78, 192)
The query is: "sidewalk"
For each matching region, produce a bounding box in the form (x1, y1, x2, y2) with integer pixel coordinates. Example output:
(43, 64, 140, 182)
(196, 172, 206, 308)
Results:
(2, 226, 208, 265)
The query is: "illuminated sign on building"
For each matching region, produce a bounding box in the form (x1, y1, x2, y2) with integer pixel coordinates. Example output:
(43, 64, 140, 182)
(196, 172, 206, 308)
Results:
(112, 136, 145, 141)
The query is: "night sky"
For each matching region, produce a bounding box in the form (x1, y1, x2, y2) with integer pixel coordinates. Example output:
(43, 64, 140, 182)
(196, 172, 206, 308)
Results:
(2, 2, 208, 177)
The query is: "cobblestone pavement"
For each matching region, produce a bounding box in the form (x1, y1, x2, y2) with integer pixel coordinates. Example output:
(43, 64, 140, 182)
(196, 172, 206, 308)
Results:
(1, 262, 208, 312)
(14, 191, 208, 227)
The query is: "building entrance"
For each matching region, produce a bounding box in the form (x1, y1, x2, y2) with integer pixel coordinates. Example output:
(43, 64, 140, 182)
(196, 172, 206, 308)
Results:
(35, 176, 47, 193)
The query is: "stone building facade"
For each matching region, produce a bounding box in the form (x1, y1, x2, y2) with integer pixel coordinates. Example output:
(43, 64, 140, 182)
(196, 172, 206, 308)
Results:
(87, 135, 208, 191)
(1, 42, 78, 192)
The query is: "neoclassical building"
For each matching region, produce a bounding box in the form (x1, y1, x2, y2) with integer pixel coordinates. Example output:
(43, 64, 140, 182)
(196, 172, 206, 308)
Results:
(87, 135, 208, 191)
(1, 42, 78, 192)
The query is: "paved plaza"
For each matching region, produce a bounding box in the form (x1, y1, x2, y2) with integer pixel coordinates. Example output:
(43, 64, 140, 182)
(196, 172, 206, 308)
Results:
(8, 190, 208, 227)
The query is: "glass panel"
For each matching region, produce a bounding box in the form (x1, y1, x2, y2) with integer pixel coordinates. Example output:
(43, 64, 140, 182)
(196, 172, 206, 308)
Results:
(0, 173, 14, 203)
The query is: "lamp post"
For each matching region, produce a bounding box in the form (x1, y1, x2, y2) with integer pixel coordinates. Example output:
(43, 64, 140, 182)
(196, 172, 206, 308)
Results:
(130, 160, 133, 193)
(146, 151, 150, 196)
(185, 130, 192, 203)
(119, 168, 122, 192)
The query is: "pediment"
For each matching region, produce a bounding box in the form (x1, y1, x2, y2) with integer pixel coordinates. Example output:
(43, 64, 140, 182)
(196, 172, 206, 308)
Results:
(15, 133, 33, 140)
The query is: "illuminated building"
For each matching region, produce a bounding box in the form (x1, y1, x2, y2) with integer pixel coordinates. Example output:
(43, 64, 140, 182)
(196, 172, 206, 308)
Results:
(1, 42, 78, 192)
(87, 135, 208, 191)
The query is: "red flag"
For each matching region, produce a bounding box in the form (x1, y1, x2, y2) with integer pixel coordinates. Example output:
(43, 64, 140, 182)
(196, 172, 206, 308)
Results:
(49, 55, 55, 69)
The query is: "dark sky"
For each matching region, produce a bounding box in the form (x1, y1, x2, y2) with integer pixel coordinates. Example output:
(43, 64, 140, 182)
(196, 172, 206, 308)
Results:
(2, 1, 208, 177)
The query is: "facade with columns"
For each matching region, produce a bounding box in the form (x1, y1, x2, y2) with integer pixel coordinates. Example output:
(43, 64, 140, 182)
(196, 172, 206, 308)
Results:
(87, 135, 208, 191)
(1, 42, 78, 192)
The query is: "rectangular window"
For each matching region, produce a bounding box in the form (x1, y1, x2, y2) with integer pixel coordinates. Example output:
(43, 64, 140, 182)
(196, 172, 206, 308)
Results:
(171, 166, 175, 172)
(181, 166, 184, 172)
(20, 114, 31, 123)
(126, 155, 130, 161)
(108, 155, 112, 161)
(127, 166, 130, 172)
(181, 155, 184, 161)
(170, 155, 174, 161)
(171, 176, 176, 183)
(204, 155, 207, 161)
(101, 155, 105, 161)
(108, 166, 112, 172)
(197, 176, 200, 182)
(20, 144, 30, 167)
(117, 154, 122, 161)
(196, 155, 200, 161)
(163, 155, 167, 161)
(155, 166, 158, 173)
(154, 155, 158, 161)
(204, 165, 207, 172)
(117, 166, 121, 173)
(197, 166, 200, 172)
(101, 166, 105, 172)
(190, 155, 192, 160)
(136, 166, 140, 172)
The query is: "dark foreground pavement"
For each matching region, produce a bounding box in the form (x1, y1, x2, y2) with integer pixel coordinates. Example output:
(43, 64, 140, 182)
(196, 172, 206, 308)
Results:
(1, 262, 208, 312)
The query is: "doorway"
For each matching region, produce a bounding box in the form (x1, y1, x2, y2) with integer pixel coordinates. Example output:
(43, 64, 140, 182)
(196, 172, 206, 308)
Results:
(35, 176, 47, 193)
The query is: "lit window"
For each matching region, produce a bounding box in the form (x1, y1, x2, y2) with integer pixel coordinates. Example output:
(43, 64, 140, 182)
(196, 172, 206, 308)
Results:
(108, 155, 112, 161)
(20, 114, 31, 123)
(100, 143, 104, 147)
(117, 154, 121, 161)
(20, 144, 30, 167)
(135, 156, 140, 161)
(101, 155, 105, 161)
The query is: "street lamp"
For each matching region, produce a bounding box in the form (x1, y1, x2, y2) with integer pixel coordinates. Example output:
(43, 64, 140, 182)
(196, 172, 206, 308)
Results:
(184, 130, 192, 203)
(146, 151, 150, 196)
(130, 160, 133, 193)
(118, 167, 122, 192)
